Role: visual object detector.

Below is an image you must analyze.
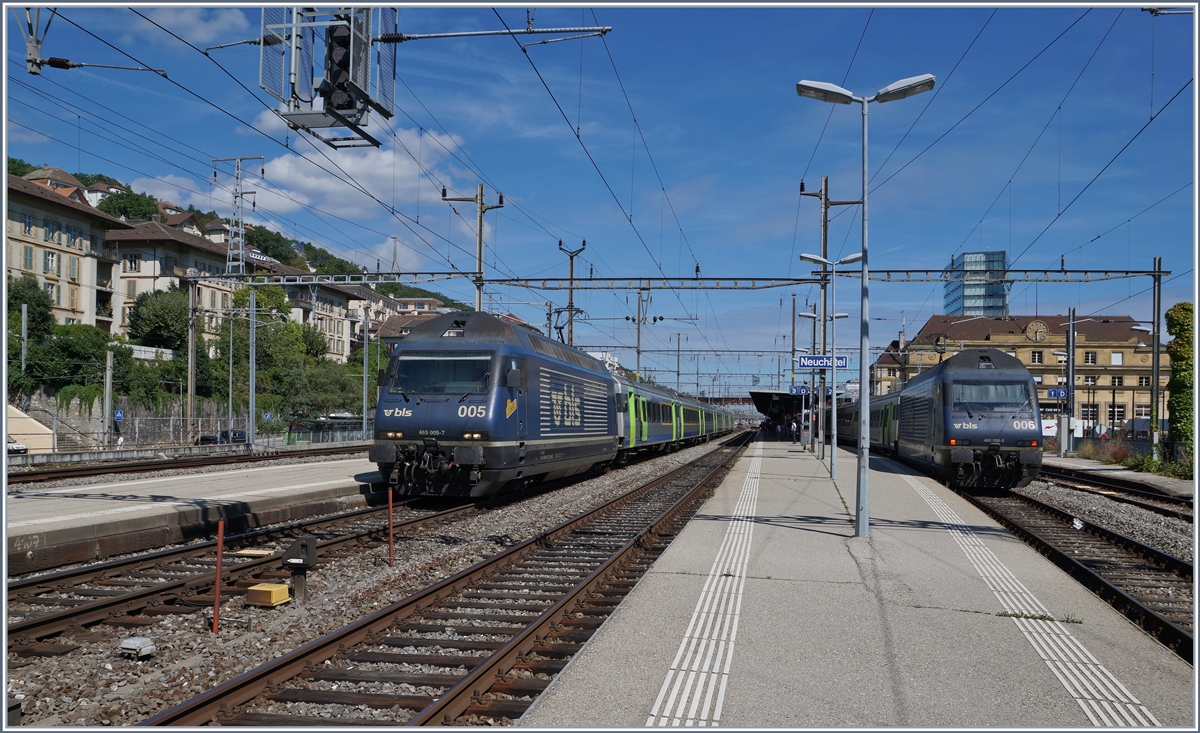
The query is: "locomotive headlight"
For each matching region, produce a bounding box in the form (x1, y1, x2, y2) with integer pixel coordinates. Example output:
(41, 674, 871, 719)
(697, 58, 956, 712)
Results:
(462, 432, 488, 440)
(384, 431, 403, 439)
(949, 439, 970, 446)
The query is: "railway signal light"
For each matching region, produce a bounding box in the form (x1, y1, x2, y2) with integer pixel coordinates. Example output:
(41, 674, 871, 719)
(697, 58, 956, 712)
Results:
(322, 22, 356, 111)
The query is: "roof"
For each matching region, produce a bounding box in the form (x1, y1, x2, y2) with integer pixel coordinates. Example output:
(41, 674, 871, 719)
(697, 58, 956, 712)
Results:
(204, 219, 230, 231)
(910, 314, 1147, 345)
(164, 212, 199, 228)
(377, 313, 442, 340)
(22, 166, 85, 188)
(105, 219, 231, 257)
(873, 340, 905, 366)
(7, 174, 133, 230)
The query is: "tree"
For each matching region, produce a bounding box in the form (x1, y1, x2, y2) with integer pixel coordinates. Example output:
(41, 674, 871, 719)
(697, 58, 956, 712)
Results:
(127, 285, 189, 350)
(246, 226, 308, 269)
(1165, 302, 1192, 461)
(72, 172, 124, 188)
(232, 284, 291, 316)
(7, 275, 56, 342)
(97, 189, 160, 221)
(8, 157, 35, 177)
(300, 323, 328, 358)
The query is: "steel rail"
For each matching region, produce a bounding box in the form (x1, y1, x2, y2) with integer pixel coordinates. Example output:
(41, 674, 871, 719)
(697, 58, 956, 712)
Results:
(1039, 464, 1193, 504)
(7, 505, 471, 644)
(964, 491, 1193, 663)
(140, 434, 750, 726)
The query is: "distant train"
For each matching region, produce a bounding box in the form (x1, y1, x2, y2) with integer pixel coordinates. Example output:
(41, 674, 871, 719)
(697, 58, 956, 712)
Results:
(832, 348, 1043, 489)
(369, 312, 738, 497)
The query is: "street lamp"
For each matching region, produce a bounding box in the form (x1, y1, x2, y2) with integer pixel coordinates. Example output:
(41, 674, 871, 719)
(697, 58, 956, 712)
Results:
(802, 252, 860, 480)
(797, 72, 935, 539)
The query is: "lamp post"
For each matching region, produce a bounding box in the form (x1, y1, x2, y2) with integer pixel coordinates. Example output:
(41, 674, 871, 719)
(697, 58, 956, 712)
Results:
(801, 252, 858, 480)
(797, 73, 935, 538)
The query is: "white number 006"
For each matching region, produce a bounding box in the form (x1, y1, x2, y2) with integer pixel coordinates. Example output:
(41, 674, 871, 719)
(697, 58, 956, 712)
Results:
(1012, 419, 1037, 430)
(459, 405, 487, 418)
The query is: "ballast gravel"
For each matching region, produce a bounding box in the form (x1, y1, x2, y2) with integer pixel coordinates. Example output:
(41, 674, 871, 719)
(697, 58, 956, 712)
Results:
(1015, 480, 1194, 563)
(5, 443, 722, 727)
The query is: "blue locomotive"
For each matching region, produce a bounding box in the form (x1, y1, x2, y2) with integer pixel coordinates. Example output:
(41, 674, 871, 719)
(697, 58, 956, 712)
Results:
(369, 311, 737, 497)
(834, 348, 1042, 488)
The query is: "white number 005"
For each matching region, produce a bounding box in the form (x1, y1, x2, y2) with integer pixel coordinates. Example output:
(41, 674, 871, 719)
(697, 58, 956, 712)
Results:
(459, 405, 487, 418)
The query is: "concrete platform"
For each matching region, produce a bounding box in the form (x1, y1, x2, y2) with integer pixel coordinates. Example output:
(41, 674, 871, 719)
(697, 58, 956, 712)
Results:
(6, 458, 381, 572)
(522, 436, 1194, 728)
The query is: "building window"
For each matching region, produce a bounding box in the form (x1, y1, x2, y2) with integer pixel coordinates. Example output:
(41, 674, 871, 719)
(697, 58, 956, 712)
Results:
(1138, 376, 1151, 387)
(1084, 351, 1097, 365)
(210, 290, 217, 309)
(22, 213, 33, 235)
(43, 218, 60, 243)
(1083, 376, 1097, 386)
(121, 306, 128, 325)
(1111, 351, 1123, 366)
(1057, 376, 1067, 385)
(1081, 403, 1099, 421)
(69, 256, 79, 280)
(64, 317, 77, 325)
(887, 368, 897, 377)
(127, 280, 137, 300)
(1108, 404, 1126, 423)
(1135, 404, 1151, 419)
(43, 282, 55, 300)
(68, 286, 78, 311)
(1111, 376, 1123, 387)
(125, 253, 141, 273)
(1030, 351, 1043, 364)
(22, 245, 33, 271)
(221, 292, 229, 309)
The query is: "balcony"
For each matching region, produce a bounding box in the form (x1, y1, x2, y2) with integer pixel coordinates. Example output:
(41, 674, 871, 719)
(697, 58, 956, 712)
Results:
(89, 245, 119, 261)
(96, 278, 114, 292)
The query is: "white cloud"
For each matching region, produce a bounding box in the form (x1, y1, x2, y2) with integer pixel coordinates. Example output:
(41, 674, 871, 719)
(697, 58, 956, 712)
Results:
(140, 8, 251, 46)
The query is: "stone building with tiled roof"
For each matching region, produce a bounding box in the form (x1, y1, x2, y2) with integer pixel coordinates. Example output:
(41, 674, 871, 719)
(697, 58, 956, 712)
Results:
(871, 313, 1171, 434)
(7, 174, 133, 331)
(104, 220, 239, 345)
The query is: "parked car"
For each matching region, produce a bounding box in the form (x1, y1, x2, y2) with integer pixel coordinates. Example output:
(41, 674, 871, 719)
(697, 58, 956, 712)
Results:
(219, 430, 247, 444)
(197, 435, 220, 446)
(7, 436, 28, 455)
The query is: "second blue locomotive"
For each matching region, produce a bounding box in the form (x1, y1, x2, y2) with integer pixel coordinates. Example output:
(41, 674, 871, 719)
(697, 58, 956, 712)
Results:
(369, 312, 736, 497)
(833, 348, 1043, 488)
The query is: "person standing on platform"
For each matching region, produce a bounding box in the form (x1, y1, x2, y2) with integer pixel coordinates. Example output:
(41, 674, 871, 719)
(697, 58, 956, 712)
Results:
(791, 420, 798, 444)
(116, 435, 124, 450)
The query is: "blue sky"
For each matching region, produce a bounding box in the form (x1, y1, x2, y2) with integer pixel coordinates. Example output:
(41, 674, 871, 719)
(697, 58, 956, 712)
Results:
(5, 4, 1195, 396)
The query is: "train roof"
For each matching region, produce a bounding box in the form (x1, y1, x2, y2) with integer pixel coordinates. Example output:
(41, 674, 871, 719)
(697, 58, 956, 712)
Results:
(400, 311, 609, 375)
(905, 348, 1031, 388)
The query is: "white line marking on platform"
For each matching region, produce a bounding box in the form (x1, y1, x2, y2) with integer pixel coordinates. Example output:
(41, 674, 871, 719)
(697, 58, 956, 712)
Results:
(7, 479, 352, 528)
(647, 439, 762, 728)
(899, 472, 1161, 727)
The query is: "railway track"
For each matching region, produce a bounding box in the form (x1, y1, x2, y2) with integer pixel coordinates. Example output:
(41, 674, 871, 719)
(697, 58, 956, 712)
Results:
(7, 502, 472, 653)
(5, 444, 369, 485)
(1037, 466, 1193, 523)
(963, 490, 1193, 663)
(140, 432, 752, 726)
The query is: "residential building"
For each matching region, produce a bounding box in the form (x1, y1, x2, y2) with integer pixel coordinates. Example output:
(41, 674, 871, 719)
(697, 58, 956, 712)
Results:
(871, 314, 1171, 434)
(203, 219, 230, 245)
(270, 262, 363, 363)
(82, 181, 126, 209)
(156, 201, 202, 237)
(103, 220, 238, 346)
(6, 174, 132, 331)
(943, 250, 1008, 316)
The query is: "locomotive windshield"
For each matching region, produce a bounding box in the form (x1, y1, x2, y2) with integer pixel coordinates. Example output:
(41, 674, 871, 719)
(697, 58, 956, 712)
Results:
(950, 381, 1032, 413)
(388, 351, 494, 395)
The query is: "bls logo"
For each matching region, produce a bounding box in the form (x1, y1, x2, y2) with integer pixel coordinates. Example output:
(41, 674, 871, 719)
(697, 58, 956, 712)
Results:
(384, 408, 413, 417)
(550, 385, 581, 427)
(952, 422, 978, 430)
